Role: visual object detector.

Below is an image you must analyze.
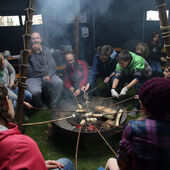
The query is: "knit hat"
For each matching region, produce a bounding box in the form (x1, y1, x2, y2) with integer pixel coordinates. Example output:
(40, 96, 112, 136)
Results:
(138, 78, 170, 121)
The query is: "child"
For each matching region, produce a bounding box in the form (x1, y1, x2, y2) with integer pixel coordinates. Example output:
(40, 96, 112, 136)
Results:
(163, 64, 170, 79)
(111, 49, 152, 97)
(111, 50, 152, 116)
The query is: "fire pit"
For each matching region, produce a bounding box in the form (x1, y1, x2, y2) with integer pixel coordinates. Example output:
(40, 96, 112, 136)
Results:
(51, 96, 127, 140)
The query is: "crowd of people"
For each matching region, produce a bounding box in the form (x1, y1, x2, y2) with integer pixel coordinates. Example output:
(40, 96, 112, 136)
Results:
(0, 30, 170, 169)
(0, 31, 169, 112)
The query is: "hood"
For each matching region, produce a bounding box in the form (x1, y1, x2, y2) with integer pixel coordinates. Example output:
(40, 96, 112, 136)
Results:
(0, 123, 21, 141)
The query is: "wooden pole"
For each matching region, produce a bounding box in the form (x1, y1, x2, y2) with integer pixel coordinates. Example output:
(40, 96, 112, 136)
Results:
(16, 0, 34, 131)
(74, 0, 80, 61)
(155, 0, 170, 67)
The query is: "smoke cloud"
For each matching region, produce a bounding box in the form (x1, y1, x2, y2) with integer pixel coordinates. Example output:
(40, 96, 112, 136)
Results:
(34, 0, 115, 46)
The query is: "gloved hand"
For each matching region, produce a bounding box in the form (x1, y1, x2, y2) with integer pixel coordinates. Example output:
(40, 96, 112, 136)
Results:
(111, 89, 119, 98)
(120, 87, 128, 96)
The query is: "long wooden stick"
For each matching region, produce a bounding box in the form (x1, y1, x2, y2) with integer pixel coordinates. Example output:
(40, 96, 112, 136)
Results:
(94, 125, 117, 157)
(155, 0, 170, 67)
(75, 126, 82, 170)
(22, 115, 73, 126)
(87, 81, 104, 94)
(16, 0, 34, 131)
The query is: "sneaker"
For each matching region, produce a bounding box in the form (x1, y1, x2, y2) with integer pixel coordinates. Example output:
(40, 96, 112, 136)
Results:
(128, 107, 137, 117)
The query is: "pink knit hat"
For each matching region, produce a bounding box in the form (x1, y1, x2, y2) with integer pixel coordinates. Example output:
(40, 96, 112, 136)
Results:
(138, 78, 170, 121)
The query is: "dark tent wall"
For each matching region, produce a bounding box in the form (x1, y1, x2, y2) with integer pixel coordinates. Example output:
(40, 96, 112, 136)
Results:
(95, 0, 170, 47)
(0, 0, 170, 64)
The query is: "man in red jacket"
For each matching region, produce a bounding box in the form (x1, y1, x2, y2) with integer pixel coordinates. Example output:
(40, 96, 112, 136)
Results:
(0, 83, 74, 170)
(64, 51, 88, 97)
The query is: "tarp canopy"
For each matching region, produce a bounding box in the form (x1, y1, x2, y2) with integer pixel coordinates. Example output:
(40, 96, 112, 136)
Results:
(0, 0, 169, 64)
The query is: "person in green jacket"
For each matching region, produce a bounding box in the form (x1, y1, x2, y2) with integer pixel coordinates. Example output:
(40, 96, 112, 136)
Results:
(111, 50, 152, 115)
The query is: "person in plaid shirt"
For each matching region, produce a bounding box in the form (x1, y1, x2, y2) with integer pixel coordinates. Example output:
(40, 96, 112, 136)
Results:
(105, 77, 170, 170)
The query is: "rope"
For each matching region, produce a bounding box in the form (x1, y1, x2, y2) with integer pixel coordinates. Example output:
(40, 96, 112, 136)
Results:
(160, 25, 170, 30)
(162, 35, 170, 39)
(19, 76, 28, 80)
(75, 126, 82, 170)
(156, 3, 166, 8)
(162, 31, 170, 35)
(164, 45, 170, 47)
(22, 115, 73, 126)
(23, 34, 32, 38)
(23, 49, 30, 53)
(21, 64, 28, 67)
(18, 81, 27, 88)
(25, 7, 35, 21)
(94, 125, 117, 157)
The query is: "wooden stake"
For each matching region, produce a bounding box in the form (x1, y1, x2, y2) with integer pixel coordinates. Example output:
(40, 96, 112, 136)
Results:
(155, 0, 170, 66)
(16, 0, 34, 131)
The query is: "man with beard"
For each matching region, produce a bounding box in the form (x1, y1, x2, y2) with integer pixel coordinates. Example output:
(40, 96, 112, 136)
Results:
(64, 51, 88, 97)
(26, 32, 63, 109)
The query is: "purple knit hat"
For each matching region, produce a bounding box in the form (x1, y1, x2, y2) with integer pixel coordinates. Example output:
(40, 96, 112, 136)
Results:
(138, 78, 170, 121)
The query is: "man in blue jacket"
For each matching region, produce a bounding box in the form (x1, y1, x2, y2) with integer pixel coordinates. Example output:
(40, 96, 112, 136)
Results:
(81, 45, 117, 96)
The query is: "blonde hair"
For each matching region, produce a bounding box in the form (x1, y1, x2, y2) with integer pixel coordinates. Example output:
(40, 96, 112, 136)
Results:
(136, 42, 149, 59)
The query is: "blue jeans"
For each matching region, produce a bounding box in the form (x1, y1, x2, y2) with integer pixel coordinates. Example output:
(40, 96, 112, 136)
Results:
(148, 59, 162, 75)
(8, 87, 32, 109)
(52, 158, 74, 170)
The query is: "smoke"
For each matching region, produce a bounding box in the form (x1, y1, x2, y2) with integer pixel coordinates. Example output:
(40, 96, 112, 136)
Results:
(81, 0, 115, 16)
(34, 0, 115, 46)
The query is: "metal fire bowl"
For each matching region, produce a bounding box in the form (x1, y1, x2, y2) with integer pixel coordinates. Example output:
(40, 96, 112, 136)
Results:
(51, 96, 127, 140)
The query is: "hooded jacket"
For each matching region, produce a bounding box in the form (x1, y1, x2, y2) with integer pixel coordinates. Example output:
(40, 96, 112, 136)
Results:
(0, 123, 47, 170)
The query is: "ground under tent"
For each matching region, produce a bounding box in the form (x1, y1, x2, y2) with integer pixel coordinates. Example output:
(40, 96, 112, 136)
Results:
(0, 0, 170, 169)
